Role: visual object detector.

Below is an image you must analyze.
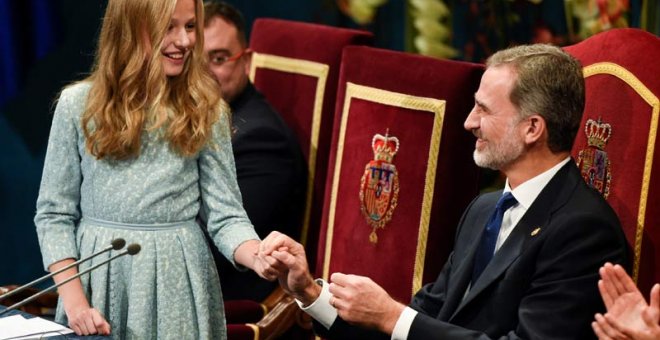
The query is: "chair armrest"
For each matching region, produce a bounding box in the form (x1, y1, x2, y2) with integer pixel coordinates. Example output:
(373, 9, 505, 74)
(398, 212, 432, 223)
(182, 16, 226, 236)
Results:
(252, 293, 312, 340)
(0, 285, 58, 317)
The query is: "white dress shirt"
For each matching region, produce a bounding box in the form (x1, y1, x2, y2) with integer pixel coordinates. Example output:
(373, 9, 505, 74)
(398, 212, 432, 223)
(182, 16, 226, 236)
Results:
(296, 279, 337, 328)
(299, 157, 571, 339)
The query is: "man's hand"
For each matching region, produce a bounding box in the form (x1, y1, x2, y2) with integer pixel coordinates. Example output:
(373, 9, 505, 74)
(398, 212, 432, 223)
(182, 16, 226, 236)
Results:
(592, 263, 660, 340)
(260, 231, 321, 305)
(329, 272, 405, 335)
(614, 284, 660, 340)
(599, 263, 647, 330)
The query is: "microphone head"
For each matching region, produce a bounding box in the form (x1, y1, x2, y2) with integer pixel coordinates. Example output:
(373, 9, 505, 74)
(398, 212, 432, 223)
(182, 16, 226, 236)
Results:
(111, 238, 126, 250)
(126, 244, 141, 255)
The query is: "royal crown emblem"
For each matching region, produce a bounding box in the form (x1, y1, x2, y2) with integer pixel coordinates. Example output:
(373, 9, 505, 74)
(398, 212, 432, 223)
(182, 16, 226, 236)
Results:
(577, 117, 612, 198)
(359, 131, 400, 244)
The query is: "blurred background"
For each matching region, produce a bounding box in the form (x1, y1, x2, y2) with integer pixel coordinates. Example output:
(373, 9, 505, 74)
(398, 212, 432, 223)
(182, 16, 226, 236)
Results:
(1, 0, 658, 286)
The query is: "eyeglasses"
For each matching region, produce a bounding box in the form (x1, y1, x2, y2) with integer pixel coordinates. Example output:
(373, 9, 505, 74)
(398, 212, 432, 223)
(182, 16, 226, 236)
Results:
(209, 48, 251, 66)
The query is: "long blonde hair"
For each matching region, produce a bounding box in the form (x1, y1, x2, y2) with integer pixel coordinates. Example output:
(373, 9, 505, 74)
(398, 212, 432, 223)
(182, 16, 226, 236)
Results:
(81, 0, 223, 159)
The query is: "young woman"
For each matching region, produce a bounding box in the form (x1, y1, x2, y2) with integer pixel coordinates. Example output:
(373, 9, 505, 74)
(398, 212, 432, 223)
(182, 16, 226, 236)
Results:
(34, 0, 278, 337)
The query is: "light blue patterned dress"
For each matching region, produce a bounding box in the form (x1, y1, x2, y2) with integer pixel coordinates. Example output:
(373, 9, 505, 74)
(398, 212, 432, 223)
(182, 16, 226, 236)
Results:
(34, 82, 259, 339)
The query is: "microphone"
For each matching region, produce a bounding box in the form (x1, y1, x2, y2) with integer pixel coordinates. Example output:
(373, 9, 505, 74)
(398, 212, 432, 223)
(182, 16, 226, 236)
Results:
(0, 238, 126, 303)
(0, 244, 141, 317)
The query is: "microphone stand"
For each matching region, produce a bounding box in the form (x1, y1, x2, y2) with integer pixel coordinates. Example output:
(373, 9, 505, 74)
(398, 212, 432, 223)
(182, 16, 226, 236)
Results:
(0, 238, 126, 303)
(0, 244, 141, 317)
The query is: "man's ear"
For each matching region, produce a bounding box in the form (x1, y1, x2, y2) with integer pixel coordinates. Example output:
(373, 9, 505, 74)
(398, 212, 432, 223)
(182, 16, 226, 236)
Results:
(243, 50, 253, 77)
(523, 114, 546, 144)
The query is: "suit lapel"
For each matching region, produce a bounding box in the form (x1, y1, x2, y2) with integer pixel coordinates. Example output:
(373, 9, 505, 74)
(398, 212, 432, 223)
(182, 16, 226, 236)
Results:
(439, 195, 498, 319)
(450, 161, 580, 319)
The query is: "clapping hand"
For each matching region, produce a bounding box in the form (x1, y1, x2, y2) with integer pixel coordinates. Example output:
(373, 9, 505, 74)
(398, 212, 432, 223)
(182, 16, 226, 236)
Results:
(592, 263, 660, 340)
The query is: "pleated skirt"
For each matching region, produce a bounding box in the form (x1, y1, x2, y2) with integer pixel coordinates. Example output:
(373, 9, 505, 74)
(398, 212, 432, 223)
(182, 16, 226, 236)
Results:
(55, 217, 226, 340)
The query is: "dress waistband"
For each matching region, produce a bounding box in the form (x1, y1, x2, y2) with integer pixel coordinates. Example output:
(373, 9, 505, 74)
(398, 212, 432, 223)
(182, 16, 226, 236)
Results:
(82, 217, 197, 230)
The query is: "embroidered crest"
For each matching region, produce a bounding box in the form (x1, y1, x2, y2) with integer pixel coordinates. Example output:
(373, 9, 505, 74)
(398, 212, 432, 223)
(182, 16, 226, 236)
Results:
(359, 131, 400, 244)
(577, 118, 612, 199)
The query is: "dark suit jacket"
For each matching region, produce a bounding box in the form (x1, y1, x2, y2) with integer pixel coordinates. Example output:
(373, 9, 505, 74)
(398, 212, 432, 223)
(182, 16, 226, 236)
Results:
(207, 83, 307, 301)
(315, 161, 629, 339)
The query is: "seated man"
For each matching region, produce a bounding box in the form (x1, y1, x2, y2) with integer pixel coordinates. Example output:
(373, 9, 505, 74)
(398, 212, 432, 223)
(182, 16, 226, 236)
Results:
(261, 44, 629, 339)
(592, 263, 660, 340)
(203, 1, 306, 301)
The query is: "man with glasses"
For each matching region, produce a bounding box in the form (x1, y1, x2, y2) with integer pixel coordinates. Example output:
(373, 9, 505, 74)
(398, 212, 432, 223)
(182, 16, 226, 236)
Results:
(202, 1, 306, 301)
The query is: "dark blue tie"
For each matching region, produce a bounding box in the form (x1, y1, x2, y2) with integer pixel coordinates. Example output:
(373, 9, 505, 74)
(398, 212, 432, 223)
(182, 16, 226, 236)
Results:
(472, 192, 518, 284)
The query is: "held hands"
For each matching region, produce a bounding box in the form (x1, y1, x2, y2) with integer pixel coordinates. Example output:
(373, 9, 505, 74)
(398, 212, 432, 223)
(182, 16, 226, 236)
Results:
(259, 232, 405, 334)
(259, 231, 320, 304)
(235, 239, 286, 281)
(329, 273, 405, 334)
(251, 253, 285, 281)
(592, 262, 660, 340)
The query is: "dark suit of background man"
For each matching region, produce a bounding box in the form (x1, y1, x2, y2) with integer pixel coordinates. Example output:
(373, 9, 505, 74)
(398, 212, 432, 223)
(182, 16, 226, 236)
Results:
(261, 44, 629, 339)
(202, 1, 306, 301)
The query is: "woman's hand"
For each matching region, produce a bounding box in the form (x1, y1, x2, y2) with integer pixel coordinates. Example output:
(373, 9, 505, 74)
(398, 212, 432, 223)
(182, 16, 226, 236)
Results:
(65, 304, 111, 336)
(49, 259, 111, 335)
(234, 239, 286, 281)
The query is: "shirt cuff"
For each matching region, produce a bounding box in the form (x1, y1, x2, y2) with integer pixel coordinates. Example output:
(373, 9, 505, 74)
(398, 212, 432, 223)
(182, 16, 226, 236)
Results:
(295, 279, 337, 329)
(391, 307, 417, 340)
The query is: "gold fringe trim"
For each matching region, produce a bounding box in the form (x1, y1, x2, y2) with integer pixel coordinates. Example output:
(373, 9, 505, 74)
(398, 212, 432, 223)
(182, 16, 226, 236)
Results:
(322, 82, 445, 297)
(583, 62, 659, 282)
(249, 52, 330, 247)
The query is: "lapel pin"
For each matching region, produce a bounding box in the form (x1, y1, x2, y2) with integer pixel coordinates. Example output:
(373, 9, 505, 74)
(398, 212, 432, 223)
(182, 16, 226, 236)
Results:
(531, 227, 541, 236)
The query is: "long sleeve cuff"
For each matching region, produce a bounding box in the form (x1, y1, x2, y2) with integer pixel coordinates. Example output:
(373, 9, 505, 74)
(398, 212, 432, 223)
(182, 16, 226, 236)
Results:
(36, 224, 79, 271)
(391, 306, 417, 340)
(214, 222, 260, 268)
(295, 279, 337, 329)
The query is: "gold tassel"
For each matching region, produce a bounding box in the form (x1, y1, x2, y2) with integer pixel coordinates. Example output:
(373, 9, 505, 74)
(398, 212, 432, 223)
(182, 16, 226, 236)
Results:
(369, 229, 378, 244)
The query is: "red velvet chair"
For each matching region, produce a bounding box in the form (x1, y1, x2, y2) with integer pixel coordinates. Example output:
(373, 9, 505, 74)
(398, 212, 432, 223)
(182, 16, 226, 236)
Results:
(249, 19, 373, 256)
(315, 46, 483, 301)
(228, 20, 372, 340)
(242, 46, 483, 339)
(564, 28, 660, 295)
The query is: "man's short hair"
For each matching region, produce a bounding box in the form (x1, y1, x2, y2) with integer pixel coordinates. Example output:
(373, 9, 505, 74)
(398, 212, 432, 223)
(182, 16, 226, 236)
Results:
(203, 1, 247, 46)
(487, 44, 585, 153)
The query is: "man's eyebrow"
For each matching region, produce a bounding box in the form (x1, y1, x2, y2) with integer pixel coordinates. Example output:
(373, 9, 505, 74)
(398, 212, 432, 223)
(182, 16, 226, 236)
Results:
(209, 49, 231, 55)
(474, 96, 489, 112)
